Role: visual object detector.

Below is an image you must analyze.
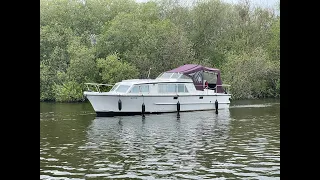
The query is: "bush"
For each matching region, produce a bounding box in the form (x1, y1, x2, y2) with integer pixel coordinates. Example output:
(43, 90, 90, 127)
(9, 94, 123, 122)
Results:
(54, 81, 85, 102)
(97, 53, 139, 84)
(222, 47, 279, 99)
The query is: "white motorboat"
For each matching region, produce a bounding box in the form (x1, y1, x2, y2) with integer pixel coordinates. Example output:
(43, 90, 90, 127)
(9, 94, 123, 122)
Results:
(84, 64, 231, 116)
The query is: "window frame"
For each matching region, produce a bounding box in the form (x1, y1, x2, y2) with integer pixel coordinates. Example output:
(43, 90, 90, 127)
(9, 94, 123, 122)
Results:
(158, 83, 189, 93)
(114, 85, 131, 93)
(129, 84, 150, 94)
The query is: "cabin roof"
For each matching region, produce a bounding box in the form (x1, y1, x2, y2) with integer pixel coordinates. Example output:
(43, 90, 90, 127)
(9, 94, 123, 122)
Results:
(120, 78, 193, 85)
(166, 64, 220, 74)
(166, 64, 224, 93)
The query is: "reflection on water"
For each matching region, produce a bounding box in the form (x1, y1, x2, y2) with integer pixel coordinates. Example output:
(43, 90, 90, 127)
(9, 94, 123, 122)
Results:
(40, 99, 280, 179)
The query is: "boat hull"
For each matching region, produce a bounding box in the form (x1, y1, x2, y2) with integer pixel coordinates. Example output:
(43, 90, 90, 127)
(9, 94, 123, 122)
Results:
(84, 92, 231, 117)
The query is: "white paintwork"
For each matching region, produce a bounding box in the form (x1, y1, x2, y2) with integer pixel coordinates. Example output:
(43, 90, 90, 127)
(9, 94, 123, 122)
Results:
(84, 73, 231, 114)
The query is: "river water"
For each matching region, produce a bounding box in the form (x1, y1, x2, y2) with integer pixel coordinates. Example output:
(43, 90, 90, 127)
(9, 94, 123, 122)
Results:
(40, 99, 280, 179)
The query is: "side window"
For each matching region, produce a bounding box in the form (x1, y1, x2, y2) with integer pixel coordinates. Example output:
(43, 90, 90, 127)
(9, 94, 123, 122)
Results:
(166, 84, 176, 93)
(178, 84, 184, 92)
(129, 86, 139, 93)
(177, 84, 189, 93)
(115, 85, 130, 93)
(129, 85, 149, 93)
(140, 85, 149, 93)
(158, 84, 166, 93)
(110, 84, 119, 91)
(158, 84, 178, 93)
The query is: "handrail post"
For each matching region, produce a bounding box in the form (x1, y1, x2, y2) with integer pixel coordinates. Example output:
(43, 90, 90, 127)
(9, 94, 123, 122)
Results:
(95, 85, 99, 92)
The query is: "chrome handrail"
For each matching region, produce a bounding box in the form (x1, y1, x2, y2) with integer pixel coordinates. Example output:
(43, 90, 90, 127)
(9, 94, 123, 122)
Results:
(84, 83, 114, 93)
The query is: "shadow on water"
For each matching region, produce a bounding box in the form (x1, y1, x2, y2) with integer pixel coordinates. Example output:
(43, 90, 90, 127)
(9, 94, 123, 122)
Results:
(40, 99, 280, 179)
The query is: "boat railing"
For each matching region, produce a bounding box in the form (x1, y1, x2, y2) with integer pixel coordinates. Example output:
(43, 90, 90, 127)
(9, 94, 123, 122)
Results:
(216, 84, 231, 94)
(84, 83, 114, 93)
(202, 84, 231, 94)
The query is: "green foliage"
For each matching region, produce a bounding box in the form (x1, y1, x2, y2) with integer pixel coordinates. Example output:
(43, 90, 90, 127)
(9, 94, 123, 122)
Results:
(96, 13, 146, 58)
(189, 0, 231, 64)
(125, 20, 195, 78)
(66, 37, 98, 83)
(222, 48, 280, 99)
(267, 17, 280, 61)
(97, 53, 140, 84)
(276, 78, 280, 96)
(54, 81, 85, 102)
(40, 25, 72, 64)
(40, 63, 56, 101)
(40, 0, 280, 101)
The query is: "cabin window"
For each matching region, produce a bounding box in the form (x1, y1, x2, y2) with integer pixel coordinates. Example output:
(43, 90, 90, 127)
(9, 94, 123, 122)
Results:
(177, 84, 189, 93)
(110, 84, 119, 91)
(167, 84, 176, 92)
(159, 84, 176, 93)
(171, 73, 180, 79)
(129, 84, 149, 93)
(115, 85, 130, 93)
(158, 73, 173, 79)
(140, 85, 149, 93)
(158, 84, 189, 93)
(158, 84, 166, 93)
(180, 74, 191, 79)
(130, 86, 139, 93)
(203, 71, 218, 89)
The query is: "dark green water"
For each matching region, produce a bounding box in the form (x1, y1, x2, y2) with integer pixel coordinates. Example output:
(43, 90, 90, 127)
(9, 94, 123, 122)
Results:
(40, 99, 280, 179)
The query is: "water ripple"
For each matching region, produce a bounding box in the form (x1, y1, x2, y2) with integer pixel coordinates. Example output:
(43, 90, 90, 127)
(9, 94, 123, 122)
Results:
(40, 101, 280, 179)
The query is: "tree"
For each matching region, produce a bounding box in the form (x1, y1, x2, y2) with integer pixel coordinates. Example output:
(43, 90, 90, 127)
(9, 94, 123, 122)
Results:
(125, 20, 195, 78)
(40, 0, 280, 101)
(222, 47, 279, 99)
(40, 63, 57, 101)
(97, 53, 140, 84)
(267, 17, 280, 61)
(66, 37, 98, 83)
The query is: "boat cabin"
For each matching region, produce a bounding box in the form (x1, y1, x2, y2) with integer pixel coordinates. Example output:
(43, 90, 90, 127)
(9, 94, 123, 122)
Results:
(85, 64, 227, 94)
(106, 78, 195, 95)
